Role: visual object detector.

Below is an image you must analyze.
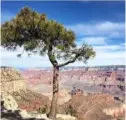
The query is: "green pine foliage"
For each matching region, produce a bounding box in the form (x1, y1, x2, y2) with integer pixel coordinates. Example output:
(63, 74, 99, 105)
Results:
(1, 7, 95, 67)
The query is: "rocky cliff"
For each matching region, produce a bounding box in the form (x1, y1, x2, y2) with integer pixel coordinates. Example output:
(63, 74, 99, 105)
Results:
(0, 66, 51, 112)
(0, 67, 26, 94)
(59, 94, 125, 120)
(22, 68, 125, 102)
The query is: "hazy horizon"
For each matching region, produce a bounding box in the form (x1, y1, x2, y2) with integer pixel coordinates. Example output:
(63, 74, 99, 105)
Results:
(0, 65, 125, 70)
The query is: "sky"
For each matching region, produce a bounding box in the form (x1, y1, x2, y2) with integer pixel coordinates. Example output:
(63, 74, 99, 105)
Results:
(1, 1, 125, 68)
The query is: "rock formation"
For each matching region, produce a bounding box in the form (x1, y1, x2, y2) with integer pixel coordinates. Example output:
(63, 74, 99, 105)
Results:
(13, 89, 51, 112)
(59, 93, 122, 120)
(103, 104, 125, 119)
(0, 66, 50, 112)
(43, 89, 71, 105)
(1, 66, 26, 94)
(1, 94, 77, 120)
(1, 66, 125, 120)
(1, 93, 18, 111)
(22, 68, 125, 103)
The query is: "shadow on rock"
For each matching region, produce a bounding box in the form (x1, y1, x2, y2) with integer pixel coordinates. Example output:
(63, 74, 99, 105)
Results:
(1, 110, 46, 120)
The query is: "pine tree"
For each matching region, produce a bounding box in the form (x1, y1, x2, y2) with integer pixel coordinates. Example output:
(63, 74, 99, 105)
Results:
(1, 7, 95, 119)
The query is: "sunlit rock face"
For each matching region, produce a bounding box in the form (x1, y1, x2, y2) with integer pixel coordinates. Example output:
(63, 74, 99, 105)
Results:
(22, 68, 125, 103)
(59, 93, 121, 120)
(103, 104, 126, 119)
(43, 89, 71, 105)
(1, 94, 76, 120)
(13, 89, 51, 112)
(0, 67, 26, 94)
(1, 94, 18, 111)
(0, 67, 51, 112)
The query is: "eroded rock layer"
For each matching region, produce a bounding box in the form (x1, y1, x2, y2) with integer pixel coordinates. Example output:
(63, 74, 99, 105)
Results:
(0, 67, 51, 112)
(1, 67, 26, 94)
(59, 94, 124, 120)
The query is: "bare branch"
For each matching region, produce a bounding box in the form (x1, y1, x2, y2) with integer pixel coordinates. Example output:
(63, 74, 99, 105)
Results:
(58, 44, 95, 67)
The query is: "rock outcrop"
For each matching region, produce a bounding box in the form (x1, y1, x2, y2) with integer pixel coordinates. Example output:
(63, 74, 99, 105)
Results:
(1, 94, 76, 120)
(0, 67, 51, 112)
(59, 93, 122, 120)
(13, 89, 51, 112)
(1, 67, 26, 94)
(103, 104, 125, 119)
(43, 89, 71, 105)
(1, 93, 18, 111)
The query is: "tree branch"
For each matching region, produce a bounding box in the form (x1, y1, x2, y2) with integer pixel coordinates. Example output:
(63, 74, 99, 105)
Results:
(58, 54, 79, 67)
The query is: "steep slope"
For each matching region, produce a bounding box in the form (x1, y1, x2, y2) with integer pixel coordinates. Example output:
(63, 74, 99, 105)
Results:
(59, 94, 124, 120)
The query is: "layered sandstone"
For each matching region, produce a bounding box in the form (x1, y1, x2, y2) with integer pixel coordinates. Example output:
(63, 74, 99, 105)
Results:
(0, 67, 26, 94)
(0, 67, 51, 112)
(22, 69, 125, 102)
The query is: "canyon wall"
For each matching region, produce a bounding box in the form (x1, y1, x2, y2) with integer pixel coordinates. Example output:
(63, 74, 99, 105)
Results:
(0, 67, 26, 94)
(0, 67, 51, 112)
(21, 68, 125, 102)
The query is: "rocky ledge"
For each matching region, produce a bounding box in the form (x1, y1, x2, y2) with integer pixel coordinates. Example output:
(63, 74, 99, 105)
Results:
(1, 94, 77, 120)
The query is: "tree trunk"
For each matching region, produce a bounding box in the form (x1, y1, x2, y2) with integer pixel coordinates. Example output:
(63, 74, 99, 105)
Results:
(48, 65, 59, 119)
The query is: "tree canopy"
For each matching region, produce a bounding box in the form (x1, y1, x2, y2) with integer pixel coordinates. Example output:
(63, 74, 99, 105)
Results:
(1, 7, 95, 67)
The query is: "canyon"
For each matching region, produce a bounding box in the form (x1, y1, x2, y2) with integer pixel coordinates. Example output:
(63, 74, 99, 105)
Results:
(21, 66, 125, 102)
(1, 66, 125, 120)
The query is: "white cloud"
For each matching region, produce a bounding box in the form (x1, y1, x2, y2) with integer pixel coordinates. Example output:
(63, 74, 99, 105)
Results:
(79, 37, 106, 45)
(94, 44, 125, 51)
(66, 21, 124, 38)
(0, 47, 51, 68)
(95, 50, 124, 59)
(67, 45, 125, 66)
(0, 43, 125, 68)
(67, 58, 125, 67)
